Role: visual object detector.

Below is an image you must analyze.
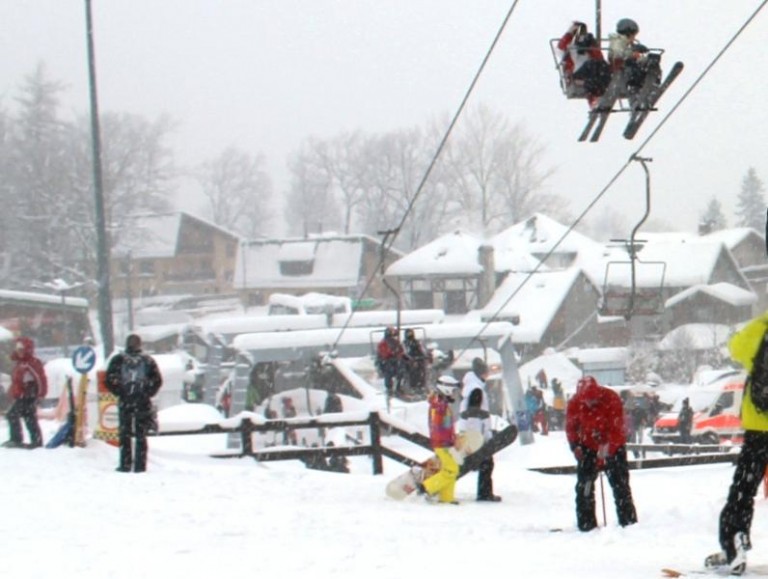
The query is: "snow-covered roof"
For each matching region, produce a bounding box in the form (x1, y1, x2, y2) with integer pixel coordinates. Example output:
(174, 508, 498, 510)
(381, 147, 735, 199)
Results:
(113, 212, 239, 259)
(0, 289, 89, 309)
(386, 228, 542, 278)
(657, 323, 734, 351)
(385, 230, 484, 277)
(583, 237, 740, 289)
(702, 227, 764, 249)
(480, 268, 584, 343)
(236, 235, 372, 289)
(518, 351, 583, 394)
(570, 347, 629, 365)
(492, 213, 603, 257)
(665, 282, 757, 309)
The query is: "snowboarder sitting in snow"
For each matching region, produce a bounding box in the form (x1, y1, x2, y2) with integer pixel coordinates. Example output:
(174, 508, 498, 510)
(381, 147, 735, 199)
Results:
(418, 375, 462, 504)
(566, 375, 638, 532)
(3, 337, 47, 449)
(457, 388, 500, 502)
(106, 334, 163, 473)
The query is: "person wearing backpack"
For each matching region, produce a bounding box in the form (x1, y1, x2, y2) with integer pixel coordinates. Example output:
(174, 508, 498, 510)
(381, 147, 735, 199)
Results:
(3, 337, 47, 448)
(706, 313, 768, 575)
(106, 334, 163, 473)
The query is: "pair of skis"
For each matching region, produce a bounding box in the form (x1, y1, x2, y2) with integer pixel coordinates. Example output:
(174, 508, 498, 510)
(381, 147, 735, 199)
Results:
(579, 61, 684, 142)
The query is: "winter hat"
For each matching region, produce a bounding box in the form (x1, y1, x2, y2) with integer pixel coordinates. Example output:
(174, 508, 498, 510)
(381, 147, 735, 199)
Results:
(125, 334, 142, 354)
(472, 357, 488, 376)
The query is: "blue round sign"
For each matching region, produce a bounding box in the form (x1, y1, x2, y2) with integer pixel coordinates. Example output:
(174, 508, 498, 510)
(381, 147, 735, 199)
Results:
(71, 345, 96, 374)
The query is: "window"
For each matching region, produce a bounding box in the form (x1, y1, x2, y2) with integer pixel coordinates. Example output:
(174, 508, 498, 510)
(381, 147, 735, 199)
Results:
(444, 290, 468, 314)
(411, 290, 434, 309)
(279, 260, 314, 276)
(139, 261, 155, 275)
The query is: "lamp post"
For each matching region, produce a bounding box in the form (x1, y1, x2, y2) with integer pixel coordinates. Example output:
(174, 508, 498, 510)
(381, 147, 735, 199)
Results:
(84, 0, 115, 355)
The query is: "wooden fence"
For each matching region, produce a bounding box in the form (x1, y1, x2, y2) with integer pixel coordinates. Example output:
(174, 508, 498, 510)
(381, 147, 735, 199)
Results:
(152, 411, 434, 475)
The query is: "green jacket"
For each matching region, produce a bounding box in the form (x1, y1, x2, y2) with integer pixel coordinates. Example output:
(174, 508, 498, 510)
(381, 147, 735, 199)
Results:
(729, 312, 768, 432)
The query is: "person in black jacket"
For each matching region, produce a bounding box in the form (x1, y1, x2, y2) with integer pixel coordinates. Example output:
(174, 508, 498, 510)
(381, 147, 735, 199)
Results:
(105, 334, 163, 473)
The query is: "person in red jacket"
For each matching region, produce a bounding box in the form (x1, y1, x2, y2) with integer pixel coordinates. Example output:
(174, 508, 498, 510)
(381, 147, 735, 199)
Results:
(376, 326, 404, 395)
(566, 375, 637, 531)
(4, 337, 48, 448)
(557, 21, 611, 109)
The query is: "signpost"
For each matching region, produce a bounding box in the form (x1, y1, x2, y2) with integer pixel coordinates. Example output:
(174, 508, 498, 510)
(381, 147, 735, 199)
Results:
(71, 345, 96, 446)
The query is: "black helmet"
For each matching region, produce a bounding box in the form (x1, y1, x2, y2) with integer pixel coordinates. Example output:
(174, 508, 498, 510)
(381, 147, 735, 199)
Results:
(616, 18, 639, 35)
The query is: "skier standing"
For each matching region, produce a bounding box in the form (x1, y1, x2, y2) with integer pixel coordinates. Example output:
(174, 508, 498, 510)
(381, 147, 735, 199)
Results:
(706, 313, 768, 575)
(457, 388, 501, 502)
(3, 337, 47, 448)
(566, 375, 638, 532)
(105, 334, 163, 472)
(678, 398, 694, 444)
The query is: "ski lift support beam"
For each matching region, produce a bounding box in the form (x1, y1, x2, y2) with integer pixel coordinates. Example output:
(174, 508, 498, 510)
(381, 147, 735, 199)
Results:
(377, 227, 402, 333)
(626, 155, 654, 319)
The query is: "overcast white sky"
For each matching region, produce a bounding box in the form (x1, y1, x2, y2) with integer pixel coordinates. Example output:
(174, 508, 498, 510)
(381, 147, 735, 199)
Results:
(3, 1, 767, 235)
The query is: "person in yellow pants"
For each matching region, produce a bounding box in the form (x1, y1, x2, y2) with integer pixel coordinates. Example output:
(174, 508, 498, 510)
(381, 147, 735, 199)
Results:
(420, 375, 461, 504)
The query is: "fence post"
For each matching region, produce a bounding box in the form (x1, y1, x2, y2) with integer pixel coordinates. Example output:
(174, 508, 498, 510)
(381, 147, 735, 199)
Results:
(241, 417, 254, 456)
(369, 412, 383, 475)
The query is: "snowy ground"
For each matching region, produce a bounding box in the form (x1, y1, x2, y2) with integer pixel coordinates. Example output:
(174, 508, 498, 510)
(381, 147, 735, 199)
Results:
(0, 407, 763, 579)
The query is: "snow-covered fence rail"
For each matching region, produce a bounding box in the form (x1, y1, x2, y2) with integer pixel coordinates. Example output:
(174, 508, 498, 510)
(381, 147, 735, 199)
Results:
(154, 411, 387, 474)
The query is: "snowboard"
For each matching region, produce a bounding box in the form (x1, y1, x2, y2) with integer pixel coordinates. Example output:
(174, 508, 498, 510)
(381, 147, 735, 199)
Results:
(623, 61, 684, 140)
(459, 424, 518, 477)
(661, 565, 768, 577)
(46, 378, 77, 449)
(385, 431, 484, 500)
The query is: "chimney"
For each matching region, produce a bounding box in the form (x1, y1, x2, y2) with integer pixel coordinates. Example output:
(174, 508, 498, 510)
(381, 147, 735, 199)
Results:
(477, 244, 496, 308)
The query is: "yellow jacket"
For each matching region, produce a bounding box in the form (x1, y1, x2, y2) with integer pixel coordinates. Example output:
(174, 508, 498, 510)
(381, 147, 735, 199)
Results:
(728, 312, 768, 432)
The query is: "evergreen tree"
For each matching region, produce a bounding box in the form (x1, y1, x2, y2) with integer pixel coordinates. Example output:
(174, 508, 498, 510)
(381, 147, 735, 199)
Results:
(699, 196, 727, 234)
(735, 168, 765, 230)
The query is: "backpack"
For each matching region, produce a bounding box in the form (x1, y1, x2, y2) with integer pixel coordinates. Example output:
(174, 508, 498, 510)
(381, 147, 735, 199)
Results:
(748, 330, 768, 413)
(121, 354, 149, 400)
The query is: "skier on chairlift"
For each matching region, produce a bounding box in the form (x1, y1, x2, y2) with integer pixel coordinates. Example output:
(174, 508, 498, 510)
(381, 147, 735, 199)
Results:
(557, 21, 611, 109)
(608, 18, 662, 98)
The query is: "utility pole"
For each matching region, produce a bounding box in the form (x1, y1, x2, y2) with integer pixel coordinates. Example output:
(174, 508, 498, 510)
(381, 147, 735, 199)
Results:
(85, 0, 114, 355)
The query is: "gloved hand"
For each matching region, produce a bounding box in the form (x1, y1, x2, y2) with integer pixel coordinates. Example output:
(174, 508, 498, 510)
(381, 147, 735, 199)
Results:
(569, 21, 587, 35)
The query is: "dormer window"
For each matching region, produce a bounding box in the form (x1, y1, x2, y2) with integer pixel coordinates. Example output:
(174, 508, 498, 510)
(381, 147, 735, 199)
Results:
(278, 242, 316, 277)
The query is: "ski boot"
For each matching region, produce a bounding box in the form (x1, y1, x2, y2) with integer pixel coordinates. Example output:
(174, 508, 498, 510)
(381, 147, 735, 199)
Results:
(729, 532, 749, 576)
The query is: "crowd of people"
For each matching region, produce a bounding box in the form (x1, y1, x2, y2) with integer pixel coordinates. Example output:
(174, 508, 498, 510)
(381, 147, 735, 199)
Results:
(6, 307, 768, 575)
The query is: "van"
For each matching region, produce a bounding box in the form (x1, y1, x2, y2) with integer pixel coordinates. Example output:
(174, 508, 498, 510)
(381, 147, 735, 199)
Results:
(267, 293, 352, 317)
(651, 375, 746, 445)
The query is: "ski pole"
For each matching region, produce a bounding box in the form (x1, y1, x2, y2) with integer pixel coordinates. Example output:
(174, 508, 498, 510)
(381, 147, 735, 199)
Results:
(599, 471, 607, 527)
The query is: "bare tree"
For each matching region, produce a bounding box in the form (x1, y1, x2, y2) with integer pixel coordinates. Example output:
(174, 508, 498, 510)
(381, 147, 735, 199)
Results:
(284, 140, 339, 236)
(441, 105, 557, 235)
(195, 146, 272, 237)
